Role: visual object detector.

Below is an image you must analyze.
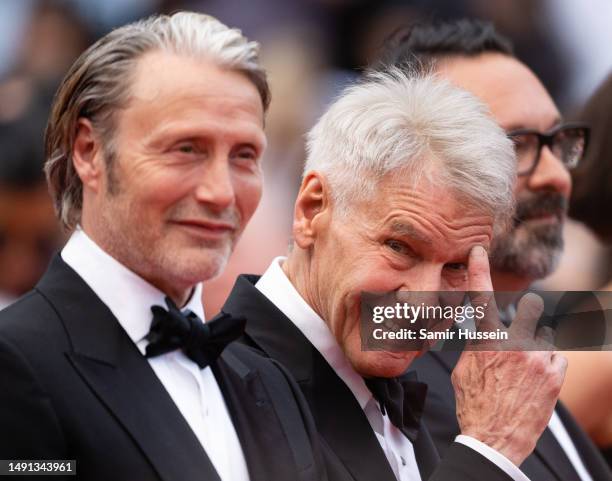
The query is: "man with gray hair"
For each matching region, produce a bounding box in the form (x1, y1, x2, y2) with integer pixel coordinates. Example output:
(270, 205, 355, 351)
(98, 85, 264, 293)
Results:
(381, 19, 610, 481)
(0, 12, 326, 481)
(221, 67, 567, 481)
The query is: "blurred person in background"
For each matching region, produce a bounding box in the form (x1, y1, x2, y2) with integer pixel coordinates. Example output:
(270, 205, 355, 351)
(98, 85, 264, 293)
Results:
(559, 71, 612, 468)
(0, 1, 91, 125)
(381, 19, 611, 481)
(0, 93, 64, 309)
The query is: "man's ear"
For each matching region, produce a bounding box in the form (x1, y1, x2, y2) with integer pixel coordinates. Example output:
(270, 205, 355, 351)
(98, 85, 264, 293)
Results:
(72, 118, 104, 193)
(292, 171, 331, 249)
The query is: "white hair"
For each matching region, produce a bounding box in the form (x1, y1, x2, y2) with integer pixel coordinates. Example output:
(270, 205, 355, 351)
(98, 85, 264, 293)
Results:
(45, 11, 269, 230)
(305, 67, 516, 234)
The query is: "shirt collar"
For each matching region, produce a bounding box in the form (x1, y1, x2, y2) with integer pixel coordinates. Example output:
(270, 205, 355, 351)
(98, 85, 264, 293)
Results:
(61, 228, 204, 354)
(255, 256, 373, 409)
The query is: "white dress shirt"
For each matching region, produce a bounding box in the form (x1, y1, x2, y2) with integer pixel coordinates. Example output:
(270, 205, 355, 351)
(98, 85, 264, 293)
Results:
(61, 229, 250, 481)
(256, 256, 530, 481)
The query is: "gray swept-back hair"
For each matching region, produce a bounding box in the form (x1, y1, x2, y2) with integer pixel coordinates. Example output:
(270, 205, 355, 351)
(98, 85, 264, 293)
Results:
(45, 11, 270, 230)
(305, 67, 516, 234)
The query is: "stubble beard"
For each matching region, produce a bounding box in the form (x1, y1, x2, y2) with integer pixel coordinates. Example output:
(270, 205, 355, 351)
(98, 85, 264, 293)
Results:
(491, 192, 567, 280)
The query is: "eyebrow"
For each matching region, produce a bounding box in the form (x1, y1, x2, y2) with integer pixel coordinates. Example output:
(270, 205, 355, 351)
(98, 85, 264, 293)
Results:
(389, 221, 432, 244)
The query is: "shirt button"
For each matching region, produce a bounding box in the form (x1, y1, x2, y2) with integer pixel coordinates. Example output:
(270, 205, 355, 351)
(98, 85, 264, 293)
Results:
(400, 456, 406, 466)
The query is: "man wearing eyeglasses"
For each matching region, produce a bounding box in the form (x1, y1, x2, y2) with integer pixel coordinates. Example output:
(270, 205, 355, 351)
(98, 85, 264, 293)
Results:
(380, 19, 611, 481)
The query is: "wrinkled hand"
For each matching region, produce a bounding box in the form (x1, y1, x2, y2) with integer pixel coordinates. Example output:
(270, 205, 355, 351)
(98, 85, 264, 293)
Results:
(452, 246, 567, 466)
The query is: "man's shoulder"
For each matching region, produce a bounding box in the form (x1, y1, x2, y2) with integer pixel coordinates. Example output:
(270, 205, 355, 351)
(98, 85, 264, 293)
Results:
(0, 289, 60, 335)
(0, 288, 71, 364)
(223, 341, 286, 377)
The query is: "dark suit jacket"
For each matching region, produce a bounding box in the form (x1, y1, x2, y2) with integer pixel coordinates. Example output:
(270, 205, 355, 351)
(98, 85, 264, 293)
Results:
(223, 274, 517, 481)
(0, 256, 326, 481)
(411, 350, 612, 481)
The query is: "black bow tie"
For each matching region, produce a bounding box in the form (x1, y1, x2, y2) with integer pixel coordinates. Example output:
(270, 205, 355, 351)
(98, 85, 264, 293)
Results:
(364, 372, 428, 442)
(145, 297, 245, 369)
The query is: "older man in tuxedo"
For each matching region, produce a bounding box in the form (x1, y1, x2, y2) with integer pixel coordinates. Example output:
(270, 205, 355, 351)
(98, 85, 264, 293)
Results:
(0, 12, 325, 481)
(382, 19, 611, 481)
(221, 67, 568, 481)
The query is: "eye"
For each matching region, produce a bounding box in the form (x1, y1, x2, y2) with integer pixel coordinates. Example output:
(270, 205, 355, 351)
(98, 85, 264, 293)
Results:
(444, 262, 467, 272)
(239, 148, 256, 159)
(169, 140, 200, 155)
(233, 146, 257, 160)
(384, 239, 412, 256)
(230, 145, 260, 169)
(177, 143, 196, 154)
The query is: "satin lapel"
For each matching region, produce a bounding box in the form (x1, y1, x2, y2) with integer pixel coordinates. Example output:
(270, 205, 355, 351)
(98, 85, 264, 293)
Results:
(36, 255, 221, 481)
(555, 403, 612, 481)
(223, 275, 397, 481)
(305, 352, 398, 481)
(428, 350, 462, 373)
(410, 422, 441, 480)
(532, 426, 581, 481)
(211, 347, 302, 481)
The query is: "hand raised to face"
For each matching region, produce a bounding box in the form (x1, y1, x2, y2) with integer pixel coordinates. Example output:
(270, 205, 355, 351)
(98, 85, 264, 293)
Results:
(452, 245, 567, 466)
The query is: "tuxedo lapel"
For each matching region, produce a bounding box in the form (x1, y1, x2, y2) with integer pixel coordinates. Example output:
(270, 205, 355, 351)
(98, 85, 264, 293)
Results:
(429, 350, 462, 372)
(223, 275, 397, 481)
(36, 255, 221, 481)
(405, 384, 440, 480)
(556, 403, 612, 481)
(212, 347, 310, 481)
(532, 427, 581, 481)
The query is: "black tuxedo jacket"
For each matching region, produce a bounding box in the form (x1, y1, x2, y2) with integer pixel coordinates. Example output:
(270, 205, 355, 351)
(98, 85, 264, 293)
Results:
(222, 274, 517, 481)
(0, 256, 326, 481)
(411, 350, 612, 481)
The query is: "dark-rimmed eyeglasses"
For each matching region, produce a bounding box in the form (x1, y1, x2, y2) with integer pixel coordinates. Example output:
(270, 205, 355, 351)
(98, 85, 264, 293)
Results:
(507, 122, 590, 176)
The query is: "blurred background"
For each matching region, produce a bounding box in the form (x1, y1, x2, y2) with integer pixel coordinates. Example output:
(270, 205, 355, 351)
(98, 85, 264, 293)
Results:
(0, 0, 611, 312)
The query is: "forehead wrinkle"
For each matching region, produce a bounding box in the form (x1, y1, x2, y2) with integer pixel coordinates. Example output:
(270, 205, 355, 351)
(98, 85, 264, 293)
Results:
(388, 219, 432, 244)
(381, 202, 492, 251)
(128, 93, 266, 150)
(134, 91, 262, 124)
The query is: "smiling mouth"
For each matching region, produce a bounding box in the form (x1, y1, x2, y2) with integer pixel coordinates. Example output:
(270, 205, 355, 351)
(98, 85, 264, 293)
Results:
(172, 220, 236, 239)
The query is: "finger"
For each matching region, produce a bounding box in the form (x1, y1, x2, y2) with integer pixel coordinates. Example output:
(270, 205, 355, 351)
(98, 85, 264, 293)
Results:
(550, 352, 568, 383)
(467, 245, 501, 333)
(511, 292, 545, 340)
(535, 326, 556, 349)
(467, 245, 493, 294)
(550, 352, 567, 377)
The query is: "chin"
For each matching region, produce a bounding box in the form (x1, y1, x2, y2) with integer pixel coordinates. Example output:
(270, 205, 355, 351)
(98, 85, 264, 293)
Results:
(161, 248, 230, 285)
(352, 351, 418, 378)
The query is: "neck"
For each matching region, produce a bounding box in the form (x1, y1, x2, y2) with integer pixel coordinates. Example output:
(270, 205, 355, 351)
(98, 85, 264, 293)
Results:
(282, 248, 326, 320)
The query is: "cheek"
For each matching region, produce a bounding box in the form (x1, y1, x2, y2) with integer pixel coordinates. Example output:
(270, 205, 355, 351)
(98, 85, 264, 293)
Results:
(234, 172, 263, 223)
(441, 273, 469, 291)
(514, 176, 528, 197)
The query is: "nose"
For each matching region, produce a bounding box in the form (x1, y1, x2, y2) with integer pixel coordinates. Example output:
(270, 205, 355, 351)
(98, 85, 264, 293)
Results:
(194, 154, 235, 210)
(527, 146, 572, 197)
